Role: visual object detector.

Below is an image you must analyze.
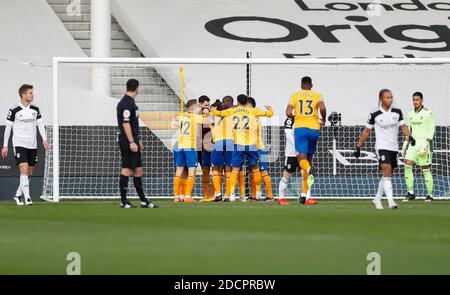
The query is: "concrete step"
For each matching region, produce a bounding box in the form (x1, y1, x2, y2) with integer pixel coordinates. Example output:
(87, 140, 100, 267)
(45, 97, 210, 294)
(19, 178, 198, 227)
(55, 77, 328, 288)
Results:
(111, 77, 167, 85)
(50, 4, 91, 14)
(48, 0, 90, 5)
(111, 86, 177, 97)
(70, 30, 129, 41)
(57, 13, 91, 22)
(84, 49, 143, 57)
(143, 121, 177, 130)
(138, 103, 181, 112)
(77, 39, 137, 50)
(153, 130, 179, 140)
(140, 112, 179, 121)
(135, 96, 180, 104)
(63, 22, 123, 31)
(110, 68, 161, 77)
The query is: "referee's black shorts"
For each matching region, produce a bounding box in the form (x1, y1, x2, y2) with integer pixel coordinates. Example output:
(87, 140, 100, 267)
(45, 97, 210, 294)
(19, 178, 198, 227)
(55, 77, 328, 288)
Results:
(119, 142, 142, 169)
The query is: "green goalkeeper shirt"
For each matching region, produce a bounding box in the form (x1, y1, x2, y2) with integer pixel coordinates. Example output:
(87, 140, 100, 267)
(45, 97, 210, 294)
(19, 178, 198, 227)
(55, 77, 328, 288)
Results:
(406, 106, 436, 143)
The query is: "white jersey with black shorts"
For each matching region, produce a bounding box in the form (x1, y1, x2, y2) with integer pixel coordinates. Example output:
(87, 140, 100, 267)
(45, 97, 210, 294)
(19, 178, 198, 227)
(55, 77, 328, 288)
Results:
(283, 118, 299, 173)
(366, 107, 406, 170)
(4, 103, 47, 166)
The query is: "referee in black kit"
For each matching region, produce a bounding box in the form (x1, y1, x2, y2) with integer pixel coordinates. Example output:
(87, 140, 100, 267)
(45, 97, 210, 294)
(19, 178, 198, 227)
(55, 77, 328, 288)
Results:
(117, 79, 158, 209)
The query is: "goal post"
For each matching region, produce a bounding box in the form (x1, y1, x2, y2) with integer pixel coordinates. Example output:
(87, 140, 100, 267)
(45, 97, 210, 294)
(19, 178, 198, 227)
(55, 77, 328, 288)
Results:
(45, 57, 450, 201)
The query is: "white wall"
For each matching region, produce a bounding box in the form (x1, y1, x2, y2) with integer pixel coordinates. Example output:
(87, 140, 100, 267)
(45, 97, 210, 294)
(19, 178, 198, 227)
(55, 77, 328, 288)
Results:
(112, 0, 450, 125)
(0, 0, 118, 126)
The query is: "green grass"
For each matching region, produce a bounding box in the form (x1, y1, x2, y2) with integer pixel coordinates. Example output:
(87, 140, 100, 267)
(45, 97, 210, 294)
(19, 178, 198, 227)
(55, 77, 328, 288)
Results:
(0, 199, 449, 275)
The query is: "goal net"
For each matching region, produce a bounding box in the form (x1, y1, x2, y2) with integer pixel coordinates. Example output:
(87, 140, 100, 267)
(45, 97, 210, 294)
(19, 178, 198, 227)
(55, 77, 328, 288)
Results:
(42, 58, 450, 201)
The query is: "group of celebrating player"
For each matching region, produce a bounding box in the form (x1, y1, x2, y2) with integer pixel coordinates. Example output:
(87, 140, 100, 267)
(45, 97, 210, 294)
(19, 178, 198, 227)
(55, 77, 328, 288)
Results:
(172, 94, 276, 203)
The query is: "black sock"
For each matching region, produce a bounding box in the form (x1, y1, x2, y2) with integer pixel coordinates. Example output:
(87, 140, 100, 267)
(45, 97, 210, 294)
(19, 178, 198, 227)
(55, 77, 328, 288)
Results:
(119, 175, 129, 203)
(133, 177, 147, 203)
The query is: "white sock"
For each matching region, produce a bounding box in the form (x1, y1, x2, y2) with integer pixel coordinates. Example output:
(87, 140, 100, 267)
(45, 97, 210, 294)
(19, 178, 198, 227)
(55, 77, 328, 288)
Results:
(20, 174, 30, 199)
(278, 178, 288, 199)
(15, 182, 23, 197)
(382, 177, 395, 206)
(306, 189, 311, 200)
(375, 179, 384, 201)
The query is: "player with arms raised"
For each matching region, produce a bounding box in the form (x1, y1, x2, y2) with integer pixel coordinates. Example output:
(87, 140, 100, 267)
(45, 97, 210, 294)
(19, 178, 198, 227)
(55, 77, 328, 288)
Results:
(211, 95, 273, 201)
(2, 84, 48, 205)
(355, 89, 415, 210)
(402, 92, 436, 202)
(285, 76, 326, 205)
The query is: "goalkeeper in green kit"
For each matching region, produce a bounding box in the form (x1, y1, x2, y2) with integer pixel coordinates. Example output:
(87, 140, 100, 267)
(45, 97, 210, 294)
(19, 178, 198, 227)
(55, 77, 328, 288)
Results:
(402, 92, 436, 202)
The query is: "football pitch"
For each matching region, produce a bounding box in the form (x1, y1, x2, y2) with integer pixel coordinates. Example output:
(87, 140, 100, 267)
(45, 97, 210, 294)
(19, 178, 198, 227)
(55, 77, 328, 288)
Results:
(0, 200, 449, 275)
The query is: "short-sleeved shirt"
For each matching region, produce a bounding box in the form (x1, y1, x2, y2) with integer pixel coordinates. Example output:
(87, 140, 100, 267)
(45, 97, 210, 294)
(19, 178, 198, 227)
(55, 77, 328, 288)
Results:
(6, 103, 43, 149)
(289, 90, 323, 130)
(117, 95, 140, 144)
(211, 115, 234, 143)
(211, 106, 273, 147)
(366, 107, 406, 152)
(177, 111, 206, 149)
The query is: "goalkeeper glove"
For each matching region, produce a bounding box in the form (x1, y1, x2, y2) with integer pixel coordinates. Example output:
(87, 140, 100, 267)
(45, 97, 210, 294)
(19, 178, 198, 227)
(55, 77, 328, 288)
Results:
(417, 140, 431, 157)
(354, 146, 361, 159)
(401, 140, 409, 157)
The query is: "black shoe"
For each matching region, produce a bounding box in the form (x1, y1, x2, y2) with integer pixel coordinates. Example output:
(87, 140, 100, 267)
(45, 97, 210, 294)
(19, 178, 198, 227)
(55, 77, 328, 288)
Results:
(120, 201, 135, 209)
(299, 196, 306, 204)
(403, 192, 416, 202)
(213, 194, 223, 202)
(221, 197, 230, 202)
(247, 197, 258, 202)
(141, 200, 158, 208)
(425, 195, 434, 202)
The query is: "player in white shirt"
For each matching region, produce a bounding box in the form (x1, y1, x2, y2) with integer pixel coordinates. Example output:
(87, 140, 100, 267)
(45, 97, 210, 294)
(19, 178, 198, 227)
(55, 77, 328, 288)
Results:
(354, 89, 415, 210)
(278, 117, 312, 206)
(1, 84, 48, 206)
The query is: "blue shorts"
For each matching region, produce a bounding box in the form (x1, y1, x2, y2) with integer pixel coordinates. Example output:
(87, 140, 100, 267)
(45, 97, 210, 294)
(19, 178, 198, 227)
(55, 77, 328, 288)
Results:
(197, 150, 211, 167)
(247, 149, 268, 172)
(211, 140, 234, 167)
(173, 142, 181, 168)
(176, 148, 197, 168)
(259, 149, 268, 171)
(232, 144, 259, 168)
(294, 128, 320, 157)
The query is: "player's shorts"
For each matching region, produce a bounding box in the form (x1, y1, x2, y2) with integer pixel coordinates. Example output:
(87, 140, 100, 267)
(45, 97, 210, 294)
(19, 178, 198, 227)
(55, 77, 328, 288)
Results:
(284, 156, 299, 173)
(176, 148, 197, 168)
(14, 146, 38, 166)
(259, 149, 268, 171)
(232, 144, 259, 168)
(173, 142, 182, 168)
(211, 140, 234, 167)
(197, 150, 211, 167)
(377, 150, 398, 170)
(294, 127, 320, 157)
(404, 142, 433, 167)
